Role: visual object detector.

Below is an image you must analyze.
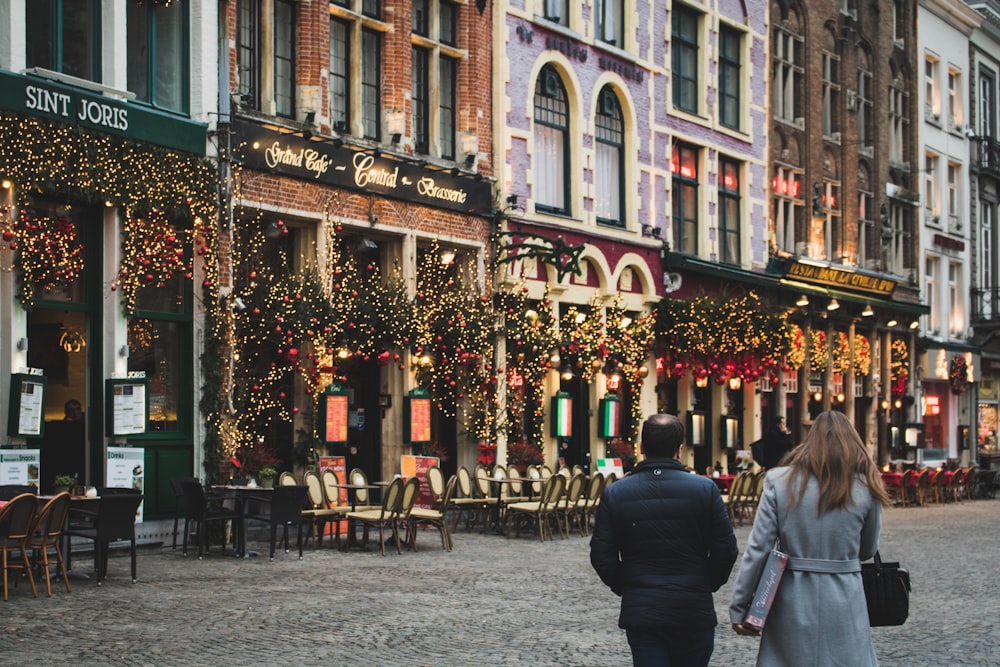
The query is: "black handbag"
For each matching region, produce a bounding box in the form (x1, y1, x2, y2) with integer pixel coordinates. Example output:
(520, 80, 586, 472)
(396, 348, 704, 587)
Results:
(861, 551, 911, 626)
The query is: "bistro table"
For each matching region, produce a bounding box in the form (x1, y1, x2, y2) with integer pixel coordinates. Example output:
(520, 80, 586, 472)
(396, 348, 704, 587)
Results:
(212, 485, 271, 557)
(340, 482, 384, 551)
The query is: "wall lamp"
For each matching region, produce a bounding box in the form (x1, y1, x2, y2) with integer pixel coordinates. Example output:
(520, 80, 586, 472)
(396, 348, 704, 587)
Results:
(796, 294, 810, 307)
(560, 363, 575, 381)
(886, 318, 898, 327)
(506, 194, 518, 207)
(909, 320, 920, 329)
(862, 303, 874, 317)
(827, 298, 840, 311)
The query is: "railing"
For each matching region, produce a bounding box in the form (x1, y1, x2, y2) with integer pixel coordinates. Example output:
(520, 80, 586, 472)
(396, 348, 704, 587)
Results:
(974, 137, 1000, 177)
(972, 288, 1000, 323)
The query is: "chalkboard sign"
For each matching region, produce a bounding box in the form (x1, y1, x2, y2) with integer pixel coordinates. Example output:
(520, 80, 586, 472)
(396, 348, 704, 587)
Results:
(7, 372, 47, 438)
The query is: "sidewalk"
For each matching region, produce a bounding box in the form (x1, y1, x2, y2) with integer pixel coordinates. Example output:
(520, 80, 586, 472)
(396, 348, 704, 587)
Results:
(2, 499, 998, 666)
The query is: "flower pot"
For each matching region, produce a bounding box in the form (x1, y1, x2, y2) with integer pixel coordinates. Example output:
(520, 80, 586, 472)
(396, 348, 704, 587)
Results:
(260, 477, 275, 489)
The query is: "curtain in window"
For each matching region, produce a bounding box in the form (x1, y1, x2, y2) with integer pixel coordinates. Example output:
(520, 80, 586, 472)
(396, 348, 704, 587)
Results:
(535, 125, 565, 211)
(595, 142, 620, 222)
(154, 3, 184, 111)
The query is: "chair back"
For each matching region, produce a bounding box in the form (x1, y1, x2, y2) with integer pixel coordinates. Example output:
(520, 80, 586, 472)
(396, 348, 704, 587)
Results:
(492, 465, 507, 480)
(440, 475, 458, 511)
(474, 466, 491, 498)
(528, 466, 543, 494)
(379, 477, 404, 518)
(542, 474, 567, 508)
(270, 485, 309, 524)
(605, 472, 618, 486)
(95, 493, 143, 542)
(456, 466, 473, 497)
(321, 469, 343, 508)
(0, 485, 37, 501)
(303, 470, 325, 509)
(278, 471, 298, 486)
(0, 493, 40, 542)
(350, 468, 371, 503)
(426, 466, 445, 500)
(540, 465, 553, 479)
(586, 473, 605, 503)
(571, 464, 584, 477)
(399, 477, 421, 518)
(31, 492, 71, 544)
(506, 473, 523, 500)
(179, 480, 208, 519)
(170, 476, 199, 514)
(565, 474, 586, 504)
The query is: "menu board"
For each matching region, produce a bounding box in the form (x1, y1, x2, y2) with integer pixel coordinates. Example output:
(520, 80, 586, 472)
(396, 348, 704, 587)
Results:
(403, 388, 432, 444)
(0, 449, 41, 488)
(318, 455, 347, 506)
(322, 392, 349, 444)
(106, 446, 145, 522)
(106, 378, 148, 436)
(401, 454, 439, 509)
(7, 373, 47, 438)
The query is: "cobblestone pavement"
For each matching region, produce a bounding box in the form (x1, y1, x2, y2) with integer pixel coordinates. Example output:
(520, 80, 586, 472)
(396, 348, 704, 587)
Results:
(1, 498, 998, 666)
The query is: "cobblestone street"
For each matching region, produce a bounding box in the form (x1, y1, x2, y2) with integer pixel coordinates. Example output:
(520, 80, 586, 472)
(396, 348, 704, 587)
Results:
(1, 498, 997, 666)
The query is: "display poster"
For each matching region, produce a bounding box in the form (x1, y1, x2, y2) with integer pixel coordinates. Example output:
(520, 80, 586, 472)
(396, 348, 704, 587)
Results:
(596, 457, 624, 478)
(0, 449, 41, 488)
(318, 455, 347, 506)
(106, 446, 145, 522)
(401, 454, 439, 509)
(403, 388, 432, 444)
(7, 373, 46, 438)
(106, 378, 148, 436)
(551, 392, 573, 438)
(323, 394, 349, 444)
(598, 395, 621, 439)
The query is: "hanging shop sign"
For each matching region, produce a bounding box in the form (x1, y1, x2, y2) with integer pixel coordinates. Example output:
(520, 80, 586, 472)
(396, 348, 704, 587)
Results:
(551, 391, 573, 438)
(403, 387, 433, 445)
(0, 70, 207, 155)
(7, 371, 46, 438)
(232, 120, 493, 216)
(320, 384, 350, 445)
(598, 394, 621, 439)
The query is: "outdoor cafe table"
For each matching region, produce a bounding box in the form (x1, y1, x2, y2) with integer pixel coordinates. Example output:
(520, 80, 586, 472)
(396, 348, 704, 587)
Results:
(212, 485, 271, 557)
(340, 482, 385, 551)
(488, 477, 540, 534)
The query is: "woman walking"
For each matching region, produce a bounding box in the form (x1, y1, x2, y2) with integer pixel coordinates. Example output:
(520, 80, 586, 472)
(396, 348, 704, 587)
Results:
(729, 410, 890, 666)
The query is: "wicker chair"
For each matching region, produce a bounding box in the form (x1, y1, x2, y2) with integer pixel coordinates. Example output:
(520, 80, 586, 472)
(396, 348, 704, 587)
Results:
(408, 476, 457, 552)
(302, 470, 345, 548)
(27, 492, 72, 596)
(346, 477, 404, 556)
(0, 493, 39, 600)
(450, 466, 486, 531)
(505, 474, 566, 542)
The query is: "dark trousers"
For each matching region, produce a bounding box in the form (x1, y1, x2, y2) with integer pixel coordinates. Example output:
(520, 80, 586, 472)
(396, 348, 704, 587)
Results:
(626, 626, 715, 667)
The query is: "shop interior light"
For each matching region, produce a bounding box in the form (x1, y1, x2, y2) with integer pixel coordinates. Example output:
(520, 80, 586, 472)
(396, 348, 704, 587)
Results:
(796, 294, 810, 307)
(560, 363, 575, 381)
(813, 391, 823, 402)
(886, 318, 898, 327)
(862, 303, 874, 317)
(827, 298, 840, 311)
(909, 320, 920, 329)
(728, 376, 742, 391)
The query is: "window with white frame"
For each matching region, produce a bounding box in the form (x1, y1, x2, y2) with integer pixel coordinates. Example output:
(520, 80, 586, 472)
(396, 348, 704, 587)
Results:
(595, 87, 624, 227)
(534, 65, 569, 215)
(237, 0, 296, 118)
(596, 0, 623, 47)
(671, 142, 699, 255)
(857, 64, 873, 149)
(719, 25, 742, 130)
(672, 5, 700, 114)
(947, 161, 960, 228)
(948, 67, 962, 129)
(411, 0, 459, 158)
(773, 23, 803, 124)
(810, 179, 841, 261)
(982, 204, 997, 319)
(858, 165, 875, 268)
(772, 166, 802, 254)
(926, 256, 939, 333)
(822, 50, 840, 138)
(330, 0, 383, 139)
(925, 55, 939, 117)
(889, 78, 908, 166)
(718, 157, 741, 265)
(949, 262, 963, 336)
(889, 202, 914, 274)
(543, 0, 569, 27)
(924, 153, 939, 218)
(980, 67, 996, 139)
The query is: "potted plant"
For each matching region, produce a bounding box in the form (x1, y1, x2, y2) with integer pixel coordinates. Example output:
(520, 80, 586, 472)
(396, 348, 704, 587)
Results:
(258, 467, 278, 489)
(53, 474, 76, 494)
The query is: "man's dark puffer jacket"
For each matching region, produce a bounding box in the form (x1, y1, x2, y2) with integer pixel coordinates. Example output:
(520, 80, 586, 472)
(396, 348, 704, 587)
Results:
(590, 457, 738, 629)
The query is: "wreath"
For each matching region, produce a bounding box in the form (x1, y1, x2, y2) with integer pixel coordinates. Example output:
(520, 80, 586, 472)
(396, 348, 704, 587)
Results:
(10, 211, 85, 305)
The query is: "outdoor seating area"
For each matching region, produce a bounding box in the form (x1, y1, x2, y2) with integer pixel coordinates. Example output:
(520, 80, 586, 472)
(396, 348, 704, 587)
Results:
(880, 465, 998, 507)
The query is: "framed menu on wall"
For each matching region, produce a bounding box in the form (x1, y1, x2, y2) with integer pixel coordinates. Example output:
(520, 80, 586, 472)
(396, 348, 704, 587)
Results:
(7, 372, 47, 438)
(320, 385, 350, 445)
(403, 387, 432, 444)
(105, 377, 149, 436)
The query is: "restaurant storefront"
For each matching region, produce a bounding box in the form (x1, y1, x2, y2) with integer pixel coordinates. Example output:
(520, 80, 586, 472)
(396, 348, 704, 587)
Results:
(0, 69, 215, 518)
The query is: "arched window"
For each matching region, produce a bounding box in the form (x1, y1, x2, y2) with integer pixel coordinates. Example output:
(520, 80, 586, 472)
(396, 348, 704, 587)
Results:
(534, 65, 570, 215)
(595, 87, 624, 227)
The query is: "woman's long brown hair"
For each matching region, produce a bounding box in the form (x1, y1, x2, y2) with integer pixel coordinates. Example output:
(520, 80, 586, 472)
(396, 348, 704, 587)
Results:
(782, 410, 891, 514)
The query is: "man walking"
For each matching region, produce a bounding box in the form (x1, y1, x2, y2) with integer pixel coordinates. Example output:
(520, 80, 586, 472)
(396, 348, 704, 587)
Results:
(590, 413, 738, 667)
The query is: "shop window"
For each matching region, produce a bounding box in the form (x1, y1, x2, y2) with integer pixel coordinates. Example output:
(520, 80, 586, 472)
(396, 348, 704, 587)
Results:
(534, 65, 570, 215)
(671, 5, 700, 114)
(671, 142, 699, 255)
(26, 0, 100, 82)
(236, 0, 296, 118)
(595, 87, 624, 227)
(127, 0, 189, 113)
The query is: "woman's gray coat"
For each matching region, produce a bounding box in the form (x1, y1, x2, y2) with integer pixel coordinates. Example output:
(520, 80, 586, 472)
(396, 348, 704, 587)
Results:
(729, 467, 882, 666)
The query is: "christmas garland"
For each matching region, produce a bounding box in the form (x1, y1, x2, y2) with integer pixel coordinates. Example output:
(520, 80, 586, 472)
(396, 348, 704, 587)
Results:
(949, 355, 970, 395)
(890, 338, 909, 398)
(6, 211, 85, 304)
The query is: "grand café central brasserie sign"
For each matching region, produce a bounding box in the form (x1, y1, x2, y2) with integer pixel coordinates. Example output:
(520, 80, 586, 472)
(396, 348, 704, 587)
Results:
(233, 121, 492, 217)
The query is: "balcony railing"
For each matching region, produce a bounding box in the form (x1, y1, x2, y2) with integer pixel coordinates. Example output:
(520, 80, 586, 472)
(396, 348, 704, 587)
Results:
(972, 288, 1000, 323)
(974, 137, 1000, 177)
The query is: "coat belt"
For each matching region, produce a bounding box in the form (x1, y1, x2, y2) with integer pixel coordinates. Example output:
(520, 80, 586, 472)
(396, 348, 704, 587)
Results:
(785, 556, 861, 573)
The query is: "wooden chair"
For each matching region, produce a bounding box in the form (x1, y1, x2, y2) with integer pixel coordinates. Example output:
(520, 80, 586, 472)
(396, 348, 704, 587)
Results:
(723, 472, 750, 525)
(425, 466, 446, 507)
(27, 492, 72, 597)
(65, 492, 143, 584)
(579, 472, 605, 536)
(450, 466, 484, 531)
(556, 473, 587, 537)
(964, 467, 978, 501)
(409, 475, 457, 552)
(915, 470, 935, 506)
(0, 493, 39, 600)
(278, 471, 298, 486)
(505, 474, 566, 542)
(302, 470, 344, 548)
(898, 469, 915, 507)
(346, 477, 404, 556)
(395, 477, 422, 549)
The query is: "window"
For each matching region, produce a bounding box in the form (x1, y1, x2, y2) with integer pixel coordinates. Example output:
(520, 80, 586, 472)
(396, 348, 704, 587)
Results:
(892, 0, 905, 45)
(926, 256, 939, 333)
(888, 203, 914, 274)
(26, 0, 100, 82)
(672, 6, 699, 114)
(889, 77, 908, 166)
(949, 262, 963, 336)
(858, 172, 875, 268)
(979, 67, 996, 139)
(982, 204, 997, 318)
(413, 0, 429, 35)
(924, 153, 939, 218)
(534, 66, 570, 215)
(948, 68, 962, 129)
(809, 180, 841, 261)
(719, 26, 741, 130)
(925, 55, 939, 117)
(719, 158, 741, 265)
(671, 142, 699, 255)
(410, 0, 459, 158)
(329, 0, 383, 137)
(596, 0, 623, 47)
(237, 0, 295, 118)
(947, 162, 960, 222)
(595, 87, 624, 227)
(821, 51, 840, 138)
(126, 1, 188, 113)
(771, 166, 802, 254)
(543, 0, 569, 27)
(857, 66, 873, 149)
(773, 24, 803, 124)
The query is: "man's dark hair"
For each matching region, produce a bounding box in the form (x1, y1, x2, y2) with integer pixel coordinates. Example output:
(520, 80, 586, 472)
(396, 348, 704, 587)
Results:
(641, 413, 685, 458)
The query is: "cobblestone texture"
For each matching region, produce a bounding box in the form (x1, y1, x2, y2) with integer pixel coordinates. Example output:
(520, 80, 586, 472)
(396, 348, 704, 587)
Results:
(1, 499, 997, 666)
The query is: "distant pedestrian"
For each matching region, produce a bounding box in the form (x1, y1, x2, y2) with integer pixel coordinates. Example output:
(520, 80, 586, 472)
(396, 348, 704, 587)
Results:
(590, 413, 738, 667)
(761, 415, 793, 469)
(729, 410, 891, 666)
